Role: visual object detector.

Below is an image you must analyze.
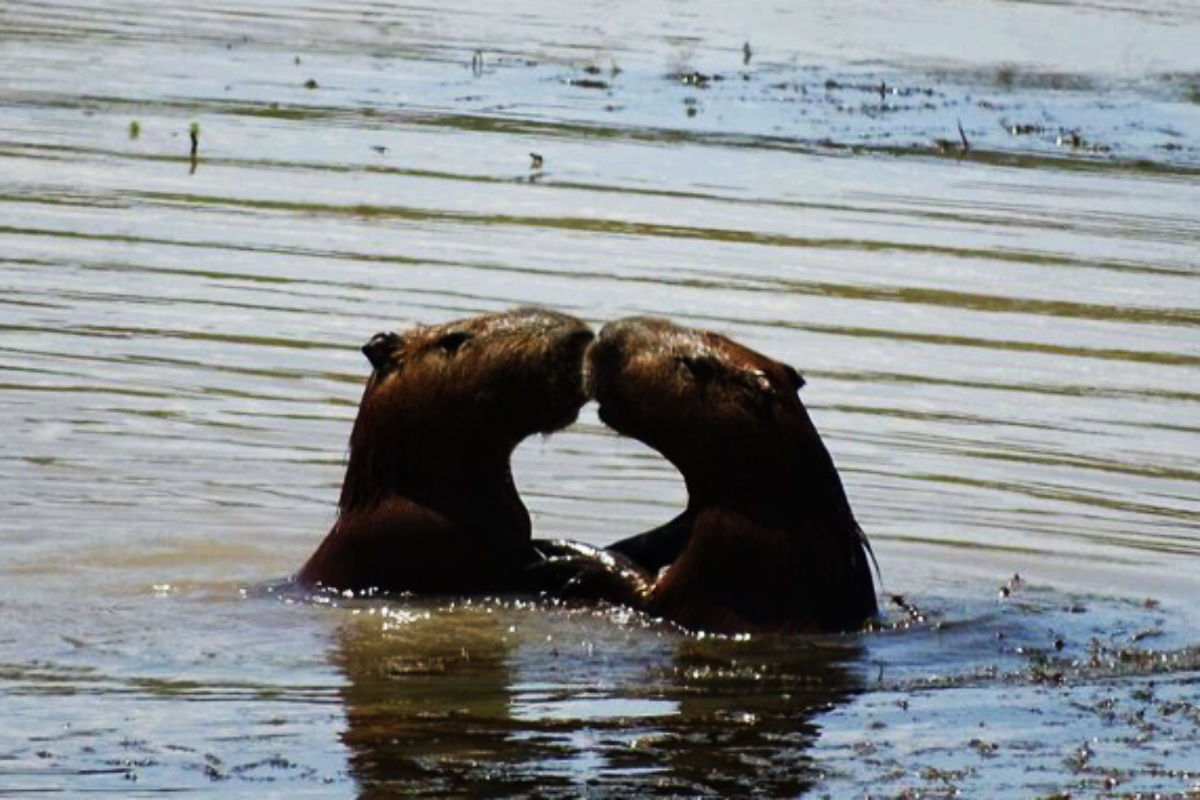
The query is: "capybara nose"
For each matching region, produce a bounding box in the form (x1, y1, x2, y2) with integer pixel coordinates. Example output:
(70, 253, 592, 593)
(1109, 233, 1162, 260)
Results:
(585, 324, 636, 399)
(362, 331, 401, 370)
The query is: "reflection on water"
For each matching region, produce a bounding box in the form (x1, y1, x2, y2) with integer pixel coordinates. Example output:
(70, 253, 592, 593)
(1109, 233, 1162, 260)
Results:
(1, 0, 1199, 794)
(333, 600, 860, 796)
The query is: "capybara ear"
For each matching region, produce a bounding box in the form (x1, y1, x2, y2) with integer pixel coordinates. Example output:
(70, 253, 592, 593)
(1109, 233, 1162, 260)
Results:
(362, 331, 402, 371)
(783, 364, 805, 392)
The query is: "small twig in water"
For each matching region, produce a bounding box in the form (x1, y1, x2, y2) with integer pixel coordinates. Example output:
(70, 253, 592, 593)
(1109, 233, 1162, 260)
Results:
(188, 122, 200, 174)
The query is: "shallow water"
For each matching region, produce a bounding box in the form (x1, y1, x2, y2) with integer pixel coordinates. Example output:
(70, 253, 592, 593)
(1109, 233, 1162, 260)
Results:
(2, 0, 1199, 795)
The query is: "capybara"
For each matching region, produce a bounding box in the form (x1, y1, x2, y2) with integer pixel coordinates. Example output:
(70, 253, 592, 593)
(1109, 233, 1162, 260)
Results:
(587, 316, 878, 633)
(297, 307, 594, 594)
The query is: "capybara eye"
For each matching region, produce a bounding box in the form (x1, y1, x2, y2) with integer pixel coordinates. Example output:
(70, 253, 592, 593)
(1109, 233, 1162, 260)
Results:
(679, 355, 718, 383)
(783, 364, 806, 391)
(436, 331, 473, 354)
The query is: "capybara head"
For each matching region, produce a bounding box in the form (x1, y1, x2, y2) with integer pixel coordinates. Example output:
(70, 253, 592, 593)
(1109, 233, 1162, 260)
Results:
(340, 307, 593, 511)
(586, 317, 828, 512)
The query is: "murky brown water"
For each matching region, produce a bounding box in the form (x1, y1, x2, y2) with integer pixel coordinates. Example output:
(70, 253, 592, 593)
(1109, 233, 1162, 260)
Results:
(2, 0, 1199, 795)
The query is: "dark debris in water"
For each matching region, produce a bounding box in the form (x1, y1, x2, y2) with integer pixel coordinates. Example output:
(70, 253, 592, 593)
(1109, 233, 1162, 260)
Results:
(499, 58, 1200, 171)
(671, 70, 723, 89)
(569, 77, 610, 91)
(1007, 121, 1046, 135)
(811, 576, 1200, 795)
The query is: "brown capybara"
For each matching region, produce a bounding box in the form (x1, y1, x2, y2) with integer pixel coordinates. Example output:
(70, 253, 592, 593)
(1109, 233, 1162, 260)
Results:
(297, 308, 594, 594)
(586, 316, 878, 633)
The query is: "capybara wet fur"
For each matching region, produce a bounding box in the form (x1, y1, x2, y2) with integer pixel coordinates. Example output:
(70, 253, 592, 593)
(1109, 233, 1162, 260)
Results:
(297, 307, 593, 595)
(588, 316, 878, 633)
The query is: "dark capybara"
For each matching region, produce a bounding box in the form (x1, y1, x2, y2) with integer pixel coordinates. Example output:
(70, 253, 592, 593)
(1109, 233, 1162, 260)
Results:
(297, 308, 594, 595)
(587, 316, 878, 633)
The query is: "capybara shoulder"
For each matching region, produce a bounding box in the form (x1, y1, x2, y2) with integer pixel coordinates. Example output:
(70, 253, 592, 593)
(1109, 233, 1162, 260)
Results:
(297, 307, 594, 594)
(588, 316, 877, 633)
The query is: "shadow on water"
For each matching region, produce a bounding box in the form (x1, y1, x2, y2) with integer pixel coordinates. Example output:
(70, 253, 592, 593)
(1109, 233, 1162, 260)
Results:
(331, 600, 863, 797)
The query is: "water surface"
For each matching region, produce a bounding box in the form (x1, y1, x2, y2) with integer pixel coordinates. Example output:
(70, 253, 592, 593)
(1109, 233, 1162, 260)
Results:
(2, 0, 1199, 795)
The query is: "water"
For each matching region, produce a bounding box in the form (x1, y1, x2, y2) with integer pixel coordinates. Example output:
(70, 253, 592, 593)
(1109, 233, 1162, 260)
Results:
(2, 0, 1199, 795)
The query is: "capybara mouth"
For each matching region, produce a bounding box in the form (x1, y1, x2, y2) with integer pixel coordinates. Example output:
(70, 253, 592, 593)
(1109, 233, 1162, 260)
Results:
(584, 321, 646, 433)
(582, 340, 600, 401)
(582, 337, 613, 408)
(555, 325, 595, 423)
(585, 317, 664, 403)
(583, 320, 629, 402)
